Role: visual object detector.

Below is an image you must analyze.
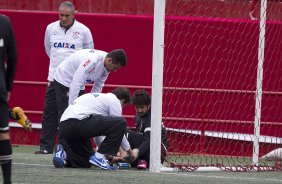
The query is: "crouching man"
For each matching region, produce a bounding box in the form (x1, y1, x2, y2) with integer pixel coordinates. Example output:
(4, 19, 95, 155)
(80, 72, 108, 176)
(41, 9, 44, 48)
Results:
(52, 88, 137, 170)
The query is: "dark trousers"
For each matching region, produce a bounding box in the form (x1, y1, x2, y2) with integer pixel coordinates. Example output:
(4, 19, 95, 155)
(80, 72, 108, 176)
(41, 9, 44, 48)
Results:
(0, 88, 12, 184)
(39, 81, 85, 152)
(59, 115, 127, 168)
(127, 130, 167, 166)
(127, 131, 149, 166)
(0, 87, 9, 132)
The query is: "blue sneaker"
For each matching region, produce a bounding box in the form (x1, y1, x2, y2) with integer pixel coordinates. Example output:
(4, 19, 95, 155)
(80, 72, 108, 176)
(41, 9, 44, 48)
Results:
(53, 144, 65, 168)
(89, 154, 117, 170)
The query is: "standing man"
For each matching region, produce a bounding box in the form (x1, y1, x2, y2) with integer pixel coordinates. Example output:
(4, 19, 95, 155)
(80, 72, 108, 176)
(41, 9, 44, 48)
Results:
(36, 1, 94, 154)
(0, 14, 17, 184)
(53, 48, 127, 152)
(53, 88, 138, 170)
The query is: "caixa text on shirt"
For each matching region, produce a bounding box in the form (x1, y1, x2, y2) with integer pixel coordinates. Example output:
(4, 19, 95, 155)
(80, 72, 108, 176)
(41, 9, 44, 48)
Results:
(53, 42, 75, 49)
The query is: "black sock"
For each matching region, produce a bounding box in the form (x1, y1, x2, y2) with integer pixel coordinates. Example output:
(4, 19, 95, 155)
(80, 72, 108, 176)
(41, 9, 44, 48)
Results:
(0, 140, 12, 184)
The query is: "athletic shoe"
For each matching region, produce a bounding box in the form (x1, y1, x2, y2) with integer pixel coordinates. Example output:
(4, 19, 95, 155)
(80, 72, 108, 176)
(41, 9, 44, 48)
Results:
(53, 144, 66, 168)
(34, 149, 52, 154)
(89, 154, 117, 170)
(117, 162, 131, 169)
(137, 159, 147, 169)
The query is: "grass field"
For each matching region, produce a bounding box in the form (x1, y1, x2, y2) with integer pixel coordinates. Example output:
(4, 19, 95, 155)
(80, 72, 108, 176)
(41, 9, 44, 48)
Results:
(1, 145, 282, 184)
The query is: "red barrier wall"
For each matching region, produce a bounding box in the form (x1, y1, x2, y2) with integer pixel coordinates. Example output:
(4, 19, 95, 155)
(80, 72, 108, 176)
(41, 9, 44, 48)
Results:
(0, 10, 153, 124)
(0, 10, 281, 155)
(162, 16, 282, 126)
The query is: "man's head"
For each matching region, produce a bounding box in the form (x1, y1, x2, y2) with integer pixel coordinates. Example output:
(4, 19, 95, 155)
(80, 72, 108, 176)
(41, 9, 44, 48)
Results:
(111, 88, 131, 107)
(132, 90, 151, 117)
(104, 49, 128, 72)
(59, 1, 75, 29)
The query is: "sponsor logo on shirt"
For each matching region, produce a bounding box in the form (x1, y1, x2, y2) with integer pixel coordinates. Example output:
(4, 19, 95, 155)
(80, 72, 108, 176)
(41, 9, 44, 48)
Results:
(87, 67, 96, 75)
(82, 60, 91, 67)
(54, 42, 75, 49)
(72, 31, 80, 39)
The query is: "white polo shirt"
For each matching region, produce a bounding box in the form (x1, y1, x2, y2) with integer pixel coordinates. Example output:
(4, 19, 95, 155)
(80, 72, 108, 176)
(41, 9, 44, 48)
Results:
(53, 49, 109, 104)
(44, 20, 94, 81)
(60, 93, 121, 121)
(60, 92, 130, 151)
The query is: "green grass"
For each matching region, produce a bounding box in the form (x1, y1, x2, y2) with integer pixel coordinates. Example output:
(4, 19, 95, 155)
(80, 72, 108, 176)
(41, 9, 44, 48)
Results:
(0, 145, 281, 184)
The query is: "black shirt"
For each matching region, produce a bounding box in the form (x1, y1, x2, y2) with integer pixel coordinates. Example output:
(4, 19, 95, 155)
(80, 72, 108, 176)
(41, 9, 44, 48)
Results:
(0, 14, 17, 93)
(135, 110, 168, 157)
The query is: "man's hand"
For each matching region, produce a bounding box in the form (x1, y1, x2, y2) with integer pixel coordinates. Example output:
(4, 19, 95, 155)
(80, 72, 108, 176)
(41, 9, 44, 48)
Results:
(10, 107, 32, 132)
(127, 148, 139, 162)
(109, 156, 123, 163)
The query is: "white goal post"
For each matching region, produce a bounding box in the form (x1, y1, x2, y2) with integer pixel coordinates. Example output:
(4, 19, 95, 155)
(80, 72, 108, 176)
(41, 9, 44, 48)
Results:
(150, 0, 166, 173)
(253, 0, 267, 166)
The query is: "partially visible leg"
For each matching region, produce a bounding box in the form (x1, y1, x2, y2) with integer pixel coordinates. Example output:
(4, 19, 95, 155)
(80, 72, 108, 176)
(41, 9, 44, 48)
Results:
(54, 80, 86, 153)
(89, 116, 127, 170)
(38, 82, 58, 153)
(58, 119, 95, 168)
(87, 116, 127, 156)
(117, 147, 127, 158)
(59, 116, 127, 169)
(127, 130, 143, 149)
(65, 138, 94, 168)
(0, 93, 12, 184)
(127, 131, 147, 167)
(93, 136, 105, 149)
(54, 80, 70, 153)
(0, 134, 12, 184)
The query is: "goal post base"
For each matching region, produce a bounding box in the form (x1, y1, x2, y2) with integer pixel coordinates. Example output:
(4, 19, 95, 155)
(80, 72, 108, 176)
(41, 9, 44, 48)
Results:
(160, 165, 282, 172)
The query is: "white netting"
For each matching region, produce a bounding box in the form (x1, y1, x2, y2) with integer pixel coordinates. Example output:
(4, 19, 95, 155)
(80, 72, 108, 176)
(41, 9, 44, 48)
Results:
(160, 0, 282, 171)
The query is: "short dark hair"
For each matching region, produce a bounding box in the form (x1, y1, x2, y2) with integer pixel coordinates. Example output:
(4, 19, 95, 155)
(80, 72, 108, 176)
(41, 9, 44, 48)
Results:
(132, 89, 151, 106)
(107, 49, 127, 66)
(111, 87, 131, 105)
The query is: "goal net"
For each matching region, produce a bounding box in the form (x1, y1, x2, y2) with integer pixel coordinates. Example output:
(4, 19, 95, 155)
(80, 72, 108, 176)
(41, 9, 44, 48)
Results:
(151, 0, 282, 172)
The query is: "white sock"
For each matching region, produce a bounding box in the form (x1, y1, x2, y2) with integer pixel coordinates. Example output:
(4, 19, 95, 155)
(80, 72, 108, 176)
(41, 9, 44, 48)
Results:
(95, 152, 104, 159)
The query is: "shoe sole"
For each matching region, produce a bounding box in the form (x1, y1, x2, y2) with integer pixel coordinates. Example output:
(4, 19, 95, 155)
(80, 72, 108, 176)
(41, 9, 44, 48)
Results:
(53, 157, 64, 168)
(89, 158, 116, 170)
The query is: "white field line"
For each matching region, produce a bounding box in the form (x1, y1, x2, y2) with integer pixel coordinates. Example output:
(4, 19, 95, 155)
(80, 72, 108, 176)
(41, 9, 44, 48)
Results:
(13, 162, 282, 183)
(13, 162, 53, 167)
(162, 172, 282, 183)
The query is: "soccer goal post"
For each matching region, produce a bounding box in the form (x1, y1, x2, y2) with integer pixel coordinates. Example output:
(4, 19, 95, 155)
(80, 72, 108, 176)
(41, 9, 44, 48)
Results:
(150, 0, 282, 173)
(150, 0, 166, 173)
